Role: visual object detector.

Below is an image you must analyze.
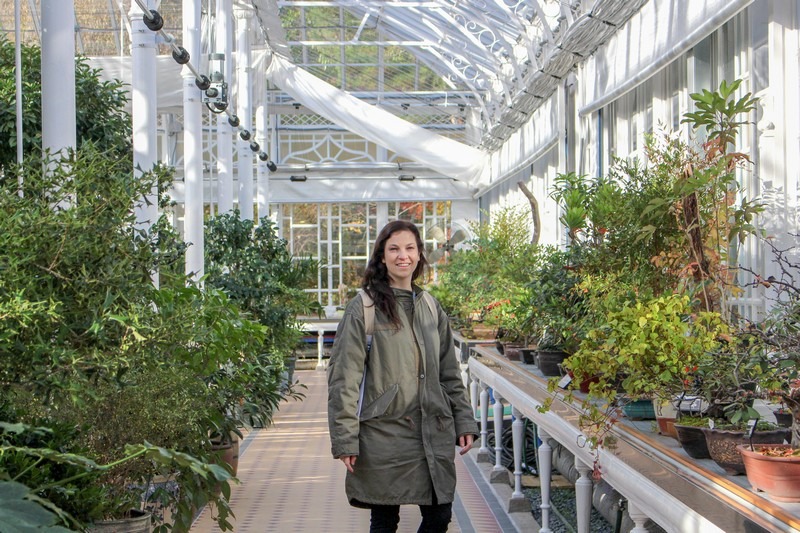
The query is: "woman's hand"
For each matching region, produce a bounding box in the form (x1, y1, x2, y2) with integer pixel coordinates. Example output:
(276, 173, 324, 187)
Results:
(458, 434, 474, 455)
(340, 455, 357, 473)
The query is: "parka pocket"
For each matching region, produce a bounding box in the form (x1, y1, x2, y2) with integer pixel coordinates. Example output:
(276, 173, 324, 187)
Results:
(359, 383, 399, 421)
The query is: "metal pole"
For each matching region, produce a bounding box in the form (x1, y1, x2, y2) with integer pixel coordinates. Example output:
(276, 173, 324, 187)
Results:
(235, 7, 254, 220)
(183, 0, 204, 282)
(14, 0, 23, 172)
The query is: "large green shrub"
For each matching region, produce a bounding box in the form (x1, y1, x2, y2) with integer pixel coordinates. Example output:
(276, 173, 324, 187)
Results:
(205, 212, 320, 361)
(0, 146, 251, 529)
(0, 38, 132, 171)
(431, 205, 537, 333)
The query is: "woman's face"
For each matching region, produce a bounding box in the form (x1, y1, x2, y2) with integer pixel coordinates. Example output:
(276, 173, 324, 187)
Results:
(382, 230, 420, 289)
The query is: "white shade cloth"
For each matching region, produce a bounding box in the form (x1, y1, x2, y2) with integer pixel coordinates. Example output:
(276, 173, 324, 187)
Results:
(264, 53, 488, 189)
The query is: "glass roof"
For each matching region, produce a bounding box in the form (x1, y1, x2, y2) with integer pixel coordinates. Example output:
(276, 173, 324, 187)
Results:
(1, 0, 646, 149)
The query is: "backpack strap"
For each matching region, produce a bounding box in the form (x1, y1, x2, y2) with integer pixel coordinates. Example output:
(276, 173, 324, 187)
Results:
(359, 289, 375, 336)
(421, 291, 437, 321)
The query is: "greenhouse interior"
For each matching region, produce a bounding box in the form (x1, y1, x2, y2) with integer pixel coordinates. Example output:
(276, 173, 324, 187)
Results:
(4, 0, 800, 532)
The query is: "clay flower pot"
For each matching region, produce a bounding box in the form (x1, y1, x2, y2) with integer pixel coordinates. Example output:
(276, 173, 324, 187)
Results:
(738, 444, 800, 502)
(702, 427, 790, 475)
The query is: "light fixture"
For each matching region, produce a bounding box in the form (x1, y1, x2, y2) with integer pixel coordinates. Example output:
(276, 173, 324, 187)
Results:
(293, 102, 301, 110)
(290, 175, 307, 182)
(398, 175, 415, 182)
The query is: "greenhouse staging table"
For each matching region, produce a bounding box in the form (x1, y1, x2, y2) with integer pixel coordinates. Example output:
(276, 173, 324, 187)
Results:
(467, 344, 800, 533)
(298, 317, 341, 369)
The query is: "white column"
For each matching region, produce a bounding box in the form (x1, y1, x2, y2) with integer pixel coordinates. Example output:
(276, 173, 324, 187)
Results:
(256, 102, 269, 219)
(470, 374, 479, 418)
(130, 1, 159, 288)
(627, 501, 650, 533)
(235, 7, 254, 220)
(215, 0, 234, 214)
(575, 457, 593, 533)
(41, 0, 76, 158)
(268, 111, 279, 223)
(508, 407, 528, 512)
(478, 382, 491, 462)
(490, 390, 509, 484)
(183, 0, 204, 282)
(538, 427, 553, 533)
(316, 328, 326, 370)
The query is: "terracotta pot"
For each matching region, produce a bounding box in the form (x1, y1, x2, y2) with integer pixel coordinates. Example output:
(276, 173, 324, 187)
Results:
(738, 444, 800, 502)
(89, 510, 151, 533)
(211, 434, 240, 477)
(657, 417, 678, 439)
(701, 427, 790, 475)
(674, 423, 711, 459)
(537, 350, 568, 377)
(566, 370, 598, 393)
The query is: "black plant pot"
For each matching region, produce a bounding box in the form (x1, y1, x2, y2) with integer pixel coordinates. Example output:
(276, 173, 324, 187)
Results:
(520, 348, 536, 365)
(774, 410, 793, 428)
(674, 423, 711, 459)
(537, 350, 568, 377)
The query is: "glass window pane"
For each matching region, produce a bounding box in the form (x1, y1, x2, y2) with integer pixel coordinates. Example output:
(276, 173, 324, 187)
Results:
(343, 227, 368, 256)
(343, 259, 366, 290)
(294, 227, 318, 258)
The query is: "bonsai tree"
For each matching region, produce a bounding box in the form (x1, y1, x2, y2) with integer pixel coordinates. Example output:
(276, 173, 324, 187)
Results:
(743, 235, 800, 447)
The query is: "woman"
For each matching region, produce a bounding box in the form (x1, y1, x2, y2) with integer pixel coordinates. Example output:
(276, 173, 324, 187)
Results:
(327, 220, 478, 533)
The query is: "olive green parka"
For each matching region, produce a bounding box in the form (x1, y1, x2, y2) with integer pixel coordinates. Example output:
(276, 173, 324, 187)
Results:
(327, 286, 478, 508)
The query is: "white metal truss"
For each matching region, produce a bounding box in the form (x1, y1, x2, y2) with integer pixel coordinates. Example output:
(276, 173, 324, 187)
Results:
(3, 0, 648, 148)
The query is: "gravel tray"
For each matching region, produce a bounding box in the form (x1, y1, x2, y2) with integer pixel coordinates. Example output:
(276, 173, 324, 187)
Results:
(524, 487, 614, 533)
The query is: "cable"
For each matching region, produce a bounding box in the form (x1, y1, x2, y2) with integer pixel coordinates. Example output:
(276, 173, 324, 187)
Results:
(132, 0, 278, 172)
(485, 417, 538, 474)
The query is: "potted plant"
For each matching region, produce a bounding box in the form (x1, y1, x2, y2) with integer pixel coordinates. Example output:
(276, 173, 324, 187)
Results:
(518, 246, 586, 376)
(205, 211, 320, 392)
(731, 236, 800, 496)
(558, 293, 732, 449)
(431, 205, 536, 339)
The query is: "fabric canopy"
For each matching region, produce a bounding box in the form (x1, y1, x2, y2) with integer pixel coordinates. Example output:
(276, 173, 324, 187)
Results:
(579, 0, 753, 115)
(265, 53, 488, 189)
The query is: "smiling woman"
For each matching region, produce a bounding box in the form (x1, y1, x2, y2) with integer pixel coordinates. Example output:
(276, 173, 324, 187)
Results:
(382, 229, 420, 291)
(327, 220, 478, 533)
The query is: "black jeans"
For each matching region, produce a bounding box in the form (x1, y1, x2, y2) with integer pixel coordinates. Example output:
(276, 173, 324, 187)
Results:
(369, 502, 452, 533)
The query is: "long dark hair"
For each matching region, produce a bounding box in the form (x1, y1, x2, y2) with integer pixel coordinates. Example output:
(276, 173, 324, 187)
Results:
(362, 220, 428, 329)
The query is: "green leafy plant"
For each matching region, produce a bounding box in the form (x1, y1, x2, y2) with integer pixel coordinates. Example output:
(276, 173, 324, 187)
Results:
(431, 205, 536, 335)
(0, 37, 131, 171)
(551, 294, 731, 449)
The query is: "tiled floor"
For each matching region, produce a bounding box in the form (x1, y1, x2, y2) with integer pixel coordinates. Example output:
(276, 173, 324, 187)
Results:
(190, 370, 512, 533)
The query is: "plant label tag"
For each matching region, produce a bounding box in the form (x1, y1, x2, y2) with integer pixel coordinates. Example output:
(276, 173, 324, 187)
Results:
(708, 419, 715, 429)
(747, 418, 759, 439)
(557, 374, 572, 389)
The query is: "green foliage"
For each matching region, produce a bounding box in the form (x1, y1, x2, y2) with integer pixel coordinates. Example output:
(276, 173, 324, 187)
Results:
(557, 294, 732, 448)
(205, 211, 321, 359)
(0, 424, 235, 532)
(0, 146, 258, 529)
(431, 206, 536, 333)
(0, 37, 132, 171)
(515, 246, 584, 352)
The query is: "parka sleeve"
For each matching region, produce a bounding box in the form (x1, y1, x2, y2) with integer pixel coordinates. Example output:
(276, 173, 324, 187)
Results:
(327, 296, 369, 458)
(431, 295, 479, 441)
